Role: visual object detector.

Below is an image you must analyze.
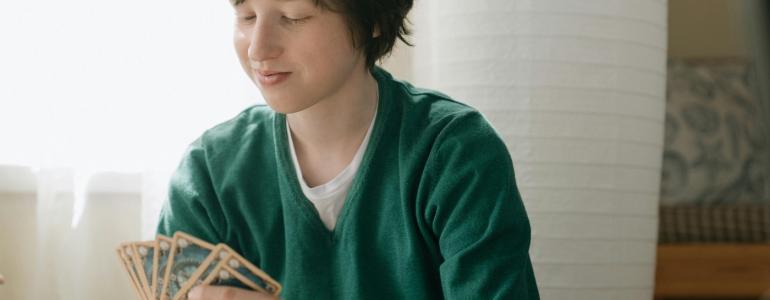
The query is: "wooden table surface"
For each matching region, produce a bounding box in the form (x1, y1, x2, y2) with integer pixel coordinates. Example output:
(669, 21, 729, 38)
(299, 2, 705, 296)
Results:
(655, 244, 770, 299)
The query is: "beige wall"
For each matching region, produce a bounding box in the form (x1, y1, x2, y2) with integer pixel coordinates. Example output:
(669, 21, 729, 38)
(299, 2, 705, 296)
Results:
(668, 0, 750, 59)
(379, 41, 414, 83)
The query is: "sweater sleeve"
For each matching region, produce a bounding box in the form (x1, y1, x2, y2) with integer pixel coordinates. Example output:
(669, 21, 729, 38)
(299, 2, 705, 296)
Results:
(423, 111, 539, 299)
(156, 136, 226, 245)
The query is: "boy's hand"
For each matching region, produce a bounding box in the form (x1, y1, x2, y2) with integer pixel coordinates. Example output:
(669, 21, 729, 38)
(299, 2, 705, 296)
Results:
(187, 286, 278, 300)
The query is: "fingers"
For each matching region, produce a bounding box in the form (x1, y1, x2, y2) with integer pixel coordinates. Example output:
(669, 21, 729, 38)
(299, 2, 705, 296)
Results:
(0, 274, 4, 285)
(188, 285, 276, 300)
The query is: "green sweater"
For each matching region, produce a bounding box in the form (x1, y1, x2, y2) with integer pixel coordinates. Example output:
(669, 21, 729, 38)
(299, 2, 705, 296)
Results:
(157, 67, 539, 299)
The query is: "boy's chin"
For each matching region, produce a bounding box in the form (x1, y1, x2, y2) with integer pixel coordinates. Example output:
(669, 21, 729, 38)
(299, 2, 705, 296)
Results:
(262, 97, 309, 115)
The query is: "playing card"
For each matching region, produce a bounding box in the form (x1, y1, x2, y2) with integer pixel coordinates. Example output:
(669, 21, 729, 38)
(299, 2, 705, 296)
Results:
(118, 232, 282, 300)
(123, 243, 152, 300)
(130, 241, 157, 300)
(173, 244, 233, 300)
(116, 247, 145, 300)
(154, 235, 173, 300)
(200, 260, 264, 293)
(217, 251, 282, 296)
(159, 232, 216, 300)
(117, 246, 148, 300)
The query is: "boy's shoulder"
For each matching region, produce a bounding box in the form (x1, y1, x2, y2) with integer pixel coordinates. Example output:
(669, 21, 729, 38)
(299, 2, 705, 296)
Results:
(375, 68, 478, 124)
(377, 68, 504, 152)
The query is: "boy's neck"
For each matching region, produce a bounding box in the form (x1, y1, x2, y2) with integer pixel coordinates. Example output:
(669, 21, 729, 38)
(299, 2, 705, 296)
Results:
(285, 69, 379, 187)
(286, 69, 378, 150)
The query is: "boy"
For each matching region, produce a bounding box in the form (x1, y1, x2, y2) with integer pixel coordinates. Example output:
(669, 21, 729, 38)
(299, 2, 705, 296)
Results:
(157, 0, 540, 298)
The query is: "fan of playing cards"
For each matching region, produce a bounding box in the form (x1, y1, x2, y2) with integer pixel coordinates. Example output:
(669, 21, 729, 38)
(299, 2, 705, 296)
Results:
(116, 231, 282, 300)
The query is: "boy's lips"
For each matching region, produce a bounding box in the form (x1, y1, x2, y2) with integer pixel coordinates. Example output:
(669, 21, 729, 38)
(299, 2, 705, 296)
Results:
(256, 70, 286, 76)
(254, 70, 291, 86)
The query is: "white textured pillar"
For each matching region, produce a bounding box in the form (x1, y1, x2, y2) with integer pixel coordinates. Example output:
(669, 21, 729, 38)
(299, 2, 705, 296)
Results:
(413, 0, 667, 299)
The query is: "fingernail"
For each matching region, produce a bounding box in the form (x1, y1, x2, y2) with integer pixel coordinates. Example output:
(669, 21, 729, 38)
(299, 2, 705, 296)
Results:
(188, 286, 202, 299)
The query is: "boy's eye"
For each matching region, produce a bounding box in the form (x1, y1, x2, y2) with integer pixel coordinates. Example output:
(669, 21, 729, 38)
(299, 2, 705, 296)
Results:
(281, 16, 310, 25)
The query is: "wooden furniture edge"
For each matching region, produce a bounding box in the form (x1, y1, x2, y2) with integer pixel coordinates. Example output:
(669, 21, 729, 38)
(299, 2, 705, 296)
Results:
(655, 243, 770, 298)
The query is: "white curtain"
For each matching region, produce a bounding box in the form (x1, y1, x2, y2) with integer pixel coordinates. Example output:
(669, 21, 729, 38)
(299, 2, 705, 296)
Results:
(0, 0, 260, 299)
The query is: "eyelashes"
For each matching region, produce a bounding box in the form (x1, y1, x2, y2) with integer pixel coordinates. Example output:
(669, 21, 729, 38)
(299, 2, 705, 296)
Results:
(281, 16, 310, 25)
(238, 15, 311, 26)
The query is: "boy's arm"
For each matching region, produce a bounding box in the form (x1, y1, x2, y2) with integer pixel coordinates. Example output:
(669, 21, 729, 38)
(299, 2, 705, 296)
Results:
(157, 137, 226, 244)
(423, 112, 539, 299)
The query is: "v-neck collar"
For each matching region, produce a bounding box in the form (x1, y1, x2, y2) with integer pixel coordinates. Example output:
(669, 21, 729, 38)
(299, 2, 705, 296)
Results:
(285, 104, 377, 199)
(273, 67, 392, 240)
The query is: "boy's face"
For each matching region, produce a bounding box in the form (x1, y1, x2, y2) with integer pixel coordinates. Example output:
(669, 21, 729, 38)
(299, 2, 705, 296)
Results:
(233, 0, 367, 114)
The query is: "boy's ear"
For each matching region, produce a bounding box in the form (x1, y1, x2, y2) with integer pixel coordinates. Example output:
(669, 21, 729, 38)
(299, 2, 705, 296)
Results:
(373, 24, 381, 38)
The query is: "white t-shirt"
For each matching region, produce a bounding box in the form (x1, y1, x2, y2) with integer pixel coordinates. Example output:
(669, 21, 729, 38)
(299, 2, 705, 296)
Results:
(286, 112, 377, 231)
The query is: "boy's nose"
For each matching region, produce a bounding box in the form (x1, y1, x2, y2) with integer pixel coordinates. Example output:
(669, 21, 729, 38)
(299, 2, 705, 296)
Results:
(248, 22, 282, 62)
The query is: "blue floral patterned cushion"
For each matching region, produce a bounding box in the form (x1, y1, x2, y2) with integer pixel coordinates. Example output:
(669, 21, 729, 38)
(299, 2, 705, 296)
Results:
(661, 59, 767, 205)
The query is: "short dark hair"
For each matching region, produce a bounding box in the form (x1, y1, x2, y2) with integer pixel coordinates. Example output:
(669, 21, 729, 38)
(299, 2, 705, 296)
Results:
(231, 0, 414, 69)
